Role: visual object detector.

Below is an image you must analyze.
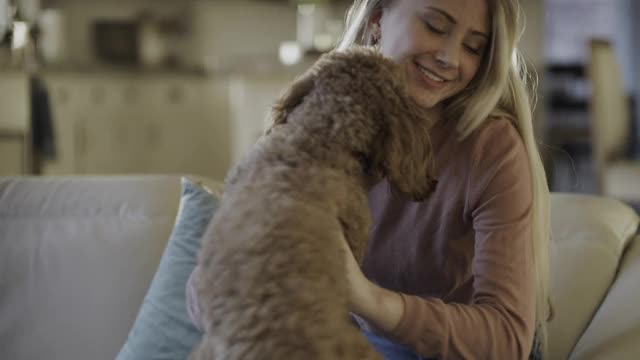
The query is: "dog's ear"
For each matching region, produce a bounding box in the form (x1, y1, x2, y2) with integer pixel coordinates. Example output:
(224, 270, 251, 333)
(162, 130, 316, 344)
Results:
(266, 69, 317, 133)
(381, 105, 437, 201)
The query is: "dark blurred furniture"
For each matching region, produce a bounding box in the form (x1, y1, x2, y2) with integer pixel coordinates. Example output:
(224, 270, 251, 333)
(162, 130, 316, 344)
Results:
(544, 55, 638, 196)
(544, 63, 594, 193)
(587, 39, 640, 204)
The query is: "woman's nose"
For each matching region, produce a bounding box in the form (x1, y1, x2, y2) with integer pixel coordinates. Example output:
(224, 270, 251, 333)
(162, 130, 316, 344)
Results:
(434, 40, 460, 69)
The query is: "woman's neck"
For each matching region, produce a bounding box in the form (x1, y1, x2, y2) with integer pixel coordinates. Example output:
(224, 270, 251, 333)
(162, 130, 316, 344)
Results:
(424, 103, 445, 124)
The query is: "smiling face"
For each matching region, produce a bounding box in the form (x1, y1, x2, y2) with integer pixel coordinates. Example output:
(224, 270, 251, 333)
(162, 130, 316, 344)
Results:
(373, 0, 490, 110)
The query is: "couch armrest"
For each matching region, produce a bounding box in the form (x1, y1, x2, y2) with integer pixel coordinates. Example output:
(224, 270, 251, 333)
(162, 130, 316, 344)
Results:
(569, 234, 640, 359)
(548, 193, 639, 360)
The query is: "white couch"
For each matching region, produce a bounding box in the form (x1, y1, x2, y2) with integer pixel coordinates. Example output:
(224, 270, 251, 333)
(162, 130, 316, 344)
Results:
(0, 175, 638, 360)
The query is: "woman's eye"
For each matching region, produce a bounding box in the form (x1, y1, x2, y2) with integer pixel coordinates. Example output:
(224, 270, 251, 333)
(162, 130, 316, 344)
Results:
(464, 41, 486, 55)
(425, 21, 446, 34)
(464, 44, 482, 55)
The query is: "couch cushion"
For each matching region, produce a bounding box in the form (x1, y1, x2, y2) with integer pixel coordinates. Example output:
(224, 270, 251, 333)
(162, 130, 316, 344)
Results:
(604, 161, 640, 202)
(548, 193, 639, 360)
(0, 176, 181, 360)
(569, 234, 640, 359)
(116, 177, 220, 359)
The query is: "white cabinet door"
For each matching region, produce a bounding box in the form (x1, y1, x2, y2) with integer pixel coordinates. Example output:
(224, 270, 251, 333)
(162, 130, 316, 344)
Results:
(0, 72, 29, 133)
(79, 106, 151, 174)
(0, 135, 27, 175)
(73, 75, 232, 181)
(0, 71, 29, 174)
(43, 74, 93, 175)
(227, 71, 295, 165)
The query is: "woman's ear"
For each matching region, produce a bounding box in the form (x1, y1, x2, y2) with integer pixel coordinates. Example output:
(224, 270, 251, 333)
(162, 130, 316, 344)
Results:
(368, 7, 383, 43)
(267, 70, 316, 133)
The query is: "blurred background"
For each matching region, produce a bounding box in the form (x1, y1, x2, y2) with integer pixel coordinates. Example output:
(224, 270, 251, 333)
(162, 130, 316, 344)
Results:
(0, 0, 638, 207)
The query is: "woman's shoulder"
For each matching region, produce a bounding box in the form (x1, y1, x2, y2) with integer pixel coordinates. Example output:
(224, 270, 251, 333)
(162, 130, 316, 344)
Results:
(474, 116, 522, 143)
(464, 116, 533, 209)
(468, 116, 526, 164)
(462, 116, 531, 190)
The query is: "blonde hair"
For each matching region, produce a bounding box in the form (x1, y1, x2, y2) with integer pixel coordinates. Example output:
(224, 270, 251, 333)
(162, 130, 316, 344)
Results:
(338, 0, 552, 356)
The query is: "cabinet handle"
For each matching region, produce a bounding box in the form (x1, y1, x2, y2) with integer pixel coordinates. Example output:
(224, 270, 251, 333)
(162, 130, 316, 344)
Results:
(74, 117, 87, 173)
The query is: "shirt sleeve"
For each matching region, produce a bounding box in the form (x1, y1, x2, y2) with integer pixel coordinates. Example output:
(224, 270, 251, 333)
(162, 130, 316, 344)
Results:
(386, 119, 536, 359)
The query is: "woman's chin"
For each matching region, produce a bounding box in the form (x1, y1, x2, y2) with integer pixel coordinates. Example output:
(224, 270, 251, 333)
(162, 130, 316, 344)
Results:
(412, 94, 441, 109)
(407, 85, 441, 109)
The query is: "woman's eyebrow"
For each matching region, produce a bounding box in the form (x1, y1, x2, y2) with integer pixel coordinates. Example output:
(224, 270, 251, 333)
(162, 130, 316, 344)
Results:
(470, 30, 489, 41)
(425, 6, 489, 40)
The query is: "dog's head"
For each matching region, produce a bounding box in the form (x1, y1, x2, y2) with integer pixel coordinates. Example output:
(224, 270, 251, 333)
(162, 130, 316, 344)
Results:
(269, 46, 437, 201)
(372, 96, 438, 202)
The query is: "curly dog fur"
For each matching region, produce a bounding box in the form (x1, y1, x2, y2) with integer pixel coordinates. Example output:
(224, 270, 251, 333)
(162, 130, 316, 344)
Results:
(190, 46, 437, 359)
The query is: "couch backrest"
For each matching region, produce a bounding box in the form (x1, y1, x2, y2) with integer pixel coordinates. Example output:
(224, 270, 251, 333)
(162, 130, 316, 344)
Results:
(548, 194, 639, 360)
(2, 179, 638, 360)
(0, 176, 182, 360)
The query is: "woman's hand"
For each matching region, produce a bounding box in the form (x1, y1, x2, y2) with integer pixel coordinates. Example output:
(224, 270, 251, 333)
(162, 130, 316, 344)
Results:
(338, 232, 405, 334)
(339, 231, 376, 315)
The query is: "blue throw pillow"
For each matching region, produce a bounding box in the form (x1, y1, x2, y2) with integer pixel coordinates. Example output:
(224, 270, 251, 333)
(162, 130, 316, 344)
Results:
(116, 177, 219, 360)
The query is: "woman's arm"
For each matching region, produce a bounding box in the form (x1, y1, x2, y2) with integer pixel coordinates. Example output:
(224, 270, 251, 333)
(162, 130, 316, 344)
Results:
(340, 233, 405, 333)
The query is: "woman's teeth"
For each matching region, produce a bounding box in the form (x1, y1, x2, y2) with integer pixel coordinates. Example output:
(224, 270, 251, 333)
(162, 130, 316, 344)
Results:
(417, 64, 446, 82)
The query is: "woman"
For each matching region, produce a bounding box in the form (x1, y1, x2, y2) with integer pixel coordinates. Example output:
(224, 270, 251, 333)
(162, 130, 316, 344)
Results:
(336, 0, 552, 359)
(186, 0, 553, 358)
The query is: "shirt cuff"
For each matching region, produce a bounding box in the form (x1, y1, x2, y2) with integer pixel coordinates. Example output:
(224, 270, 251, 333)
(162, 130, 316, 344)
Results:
(385, 294, 450, 358)
(386, 293, 422, 344)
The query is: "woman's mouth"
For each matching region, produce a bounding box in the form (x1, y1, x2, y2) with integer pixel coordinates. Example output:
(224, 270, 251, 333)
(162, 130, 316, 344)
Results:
(414, 62, 450, 87)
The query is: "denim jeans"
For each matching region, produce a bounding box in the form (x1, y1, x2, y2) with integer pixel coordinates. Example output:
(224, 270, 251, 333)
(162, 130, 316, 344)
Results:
(363, 330, 543, 360)
(363, 331, 430, 360)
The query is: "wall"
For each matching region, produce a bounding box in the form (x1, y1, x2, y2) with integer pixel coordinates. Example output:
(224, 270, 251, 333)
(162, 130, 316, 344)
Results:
(544, 0, 634, 92)
(57, 0, 188, 66)
(54, 0, 297, 70)
(188, 0, 297, 70)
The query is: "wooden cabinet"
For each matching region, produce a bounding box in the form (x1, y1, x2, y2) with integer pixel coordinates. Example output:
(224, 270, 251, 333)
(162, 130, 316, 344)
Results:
(38, 69, 297, 182)
(42, 72, 233, 181)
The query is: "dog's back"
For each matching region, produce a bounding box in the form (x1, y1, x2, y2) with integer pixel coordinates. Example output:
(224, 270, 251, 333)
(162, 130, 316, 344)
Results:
(193, 161, 378, 359)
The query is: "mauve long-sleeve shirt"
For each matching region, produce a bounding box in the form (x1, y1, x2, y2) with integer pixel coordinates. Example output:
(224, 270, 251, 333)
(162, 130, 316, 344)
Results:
(186, 117, 536, 359)
(364, 117, 535, 359)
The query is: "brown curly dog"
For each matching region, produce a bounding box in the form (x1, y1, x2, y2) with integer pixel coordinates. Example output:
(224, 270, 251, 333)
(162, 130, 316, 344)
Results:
(190, 46, 437, 360)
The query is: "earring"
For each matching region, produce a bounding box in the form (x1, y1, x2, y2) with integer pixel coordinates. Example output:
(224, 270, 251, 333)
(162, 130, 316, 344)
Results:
(372, 24, 381, 38)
